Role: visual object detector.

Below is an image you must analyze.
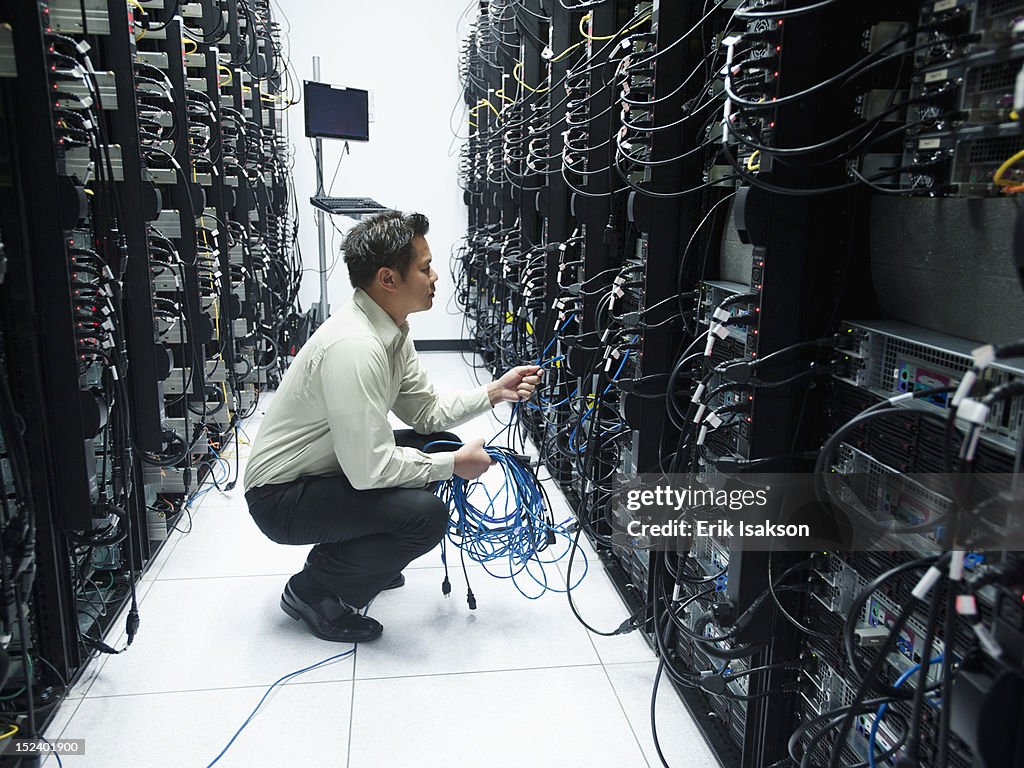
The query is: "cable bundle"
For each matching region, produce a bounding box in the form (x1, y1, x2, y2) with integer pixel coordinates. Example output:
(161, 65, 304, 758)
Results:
(433, 443, 587, 604)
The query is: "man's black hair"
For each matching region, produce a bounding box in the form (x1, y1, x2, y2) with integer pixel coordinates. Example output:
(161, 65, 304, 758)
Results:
(342, 210, 430, 290)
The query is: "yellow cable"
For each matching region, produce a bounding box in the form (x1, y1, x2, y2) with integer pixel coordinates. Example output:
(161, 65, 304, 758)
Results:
(217, 65, 233, 86)
(746, 149, 760, 172)
(467, 120, 478, 128)
(512, 62, 548, 94)
(626, 13, 653, 33)
(580, 11, 615, 41)
(993, 147, 1024, 187)
(182, 38, 197, 54)
(579, 11, 652, 44)
(549, 41, 581, 63)
(469, 98, 501, 118)
(128, 0, 147, 39)
(0, 725, 18, 740)
(494, 88, 515, 104)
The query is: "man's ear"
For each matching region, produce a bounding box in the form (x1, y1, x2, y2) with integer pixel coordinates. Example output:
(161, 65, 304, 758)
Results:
(376, 266, 397, 292)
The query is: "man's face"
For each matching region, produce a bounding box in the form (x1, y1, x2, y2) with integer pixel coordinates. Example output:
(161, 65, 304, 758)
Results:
(394, 235, 438, 315)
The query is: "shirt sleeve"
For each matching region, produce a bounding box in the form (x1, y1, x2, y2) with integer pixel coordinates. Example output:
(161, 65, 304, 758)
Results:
(391, 339, 493, 434)
(319, 336, 455, 490)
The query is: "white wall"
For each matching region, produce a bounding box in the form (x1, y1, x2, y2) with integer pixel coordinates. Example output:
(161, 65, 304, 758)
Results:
(275, 0, 474, 340)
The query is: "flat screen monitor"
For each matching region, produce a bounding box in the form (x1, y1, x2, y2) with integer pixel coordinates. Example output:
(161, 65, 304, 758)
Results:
(304, 80, 370, 142)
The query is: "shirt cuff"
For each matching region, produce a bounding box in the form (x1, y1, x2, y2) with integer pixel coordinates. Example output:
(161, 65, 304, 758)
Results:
(472, 384, 494, 413)
(427, 452, 456, 483)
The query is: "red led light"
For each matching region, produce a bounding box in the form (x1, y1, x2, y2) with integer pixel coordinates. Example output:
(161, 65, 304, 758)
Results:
(769, 121, 775, 128)
(775, 46, 781, 52)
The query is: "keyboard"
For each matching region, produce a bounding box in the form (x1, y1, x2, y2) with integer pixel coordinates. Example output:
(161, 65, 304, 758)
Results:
(310, 196, 389, 216)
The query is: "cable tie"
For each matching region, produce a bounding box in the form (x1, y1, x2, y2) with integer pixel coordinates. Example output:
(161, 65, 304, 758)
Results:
(691, 382, 706, 403)
(949, 550, 965, 582)
(704, 334, 717, 357)
(956, 594, 978, 616)
(911, 565, 943, 600)
(693, 403, 707, 424)
(957, 398, 990, 427)
(971, 344, 996, 369)
(697, 425, 709, 446)
(951, 370, 977, 407)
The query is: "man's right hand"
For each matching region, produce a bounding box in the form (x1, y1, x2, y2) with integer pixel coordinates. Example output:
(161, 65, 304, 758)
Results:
(453, 438, 493, 481)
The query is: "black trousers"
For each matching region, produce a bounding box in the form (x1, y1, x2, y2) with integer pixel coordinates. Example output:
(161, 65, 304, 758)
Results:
(245, 430, 458, 608)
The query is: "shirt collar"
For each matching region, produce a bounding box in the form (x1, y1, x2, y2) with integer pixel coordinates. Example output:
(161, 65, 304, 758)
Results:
(352, 288, 409, 351)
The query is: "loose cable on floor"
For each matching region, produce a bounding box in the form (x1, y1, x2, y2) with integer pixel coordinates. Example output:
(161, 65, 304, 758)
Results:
(205, 647, 356, 767)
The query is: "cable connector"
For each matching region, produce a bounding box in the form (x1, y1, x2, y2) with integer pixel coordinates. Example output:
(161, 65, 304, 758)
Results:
(441, 577, 451, 597)
(615, 618, 636, 635)
(126, 607, 140, 645)
(720, 361, 753, 383)
(467, 589, 477, 610)
(698, 671, 728, 694)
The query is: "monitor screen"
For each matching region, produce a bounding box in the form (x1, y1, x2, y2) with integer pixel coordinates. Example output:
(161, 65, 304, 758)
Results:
(303, 81, 370, 142)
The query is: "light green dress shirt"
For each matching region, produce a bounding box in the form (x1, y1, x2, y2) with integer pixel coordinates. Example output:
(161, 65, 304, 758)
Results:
(244, 289, 492, 491)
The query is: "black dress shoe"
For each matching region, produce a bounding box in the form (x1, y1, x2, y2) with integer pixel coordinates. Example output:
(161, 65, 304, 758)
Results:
(304, 545, 405, 591)
(280, 581, 383, 643)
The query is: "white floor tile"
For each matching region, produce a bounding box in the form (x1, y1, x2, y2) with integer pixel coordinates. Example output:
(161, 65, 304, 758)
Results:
(155, 499, 307, 581)
(348, 666, 647, 768)
(354, 564, 598, 680)
(604, 661, 721, 768)
(53, 680, 352, 768)
(86, 576, 354, 697)
(557, 549, 656, 666)
(41, 694, 83, 741)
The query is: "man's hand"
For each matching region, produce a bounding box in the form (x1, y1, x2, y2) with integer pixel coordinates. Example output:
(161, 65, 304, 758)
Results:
(487, 365, 544, 405)
(453, 437, 493, 481)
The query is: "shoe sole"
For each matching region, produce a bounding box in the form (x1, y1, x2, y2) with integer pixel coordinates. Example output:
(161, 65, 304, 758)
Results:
(280, 595, 383, 643)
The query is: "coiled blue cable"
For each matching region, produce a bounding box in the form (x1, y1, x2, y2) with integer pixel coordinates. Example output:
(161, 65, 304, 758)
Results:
(429, 442, 587, 601)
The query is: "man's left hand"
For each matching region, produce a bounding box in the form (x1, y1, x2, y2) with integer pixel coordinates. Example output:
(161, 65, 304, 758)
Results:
(489, 365, 544, 405)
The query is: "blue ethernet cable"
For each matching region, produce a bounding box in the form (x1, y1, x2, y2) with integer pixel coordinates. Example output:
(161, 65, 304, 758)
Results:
(867, 655, 943, 768)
